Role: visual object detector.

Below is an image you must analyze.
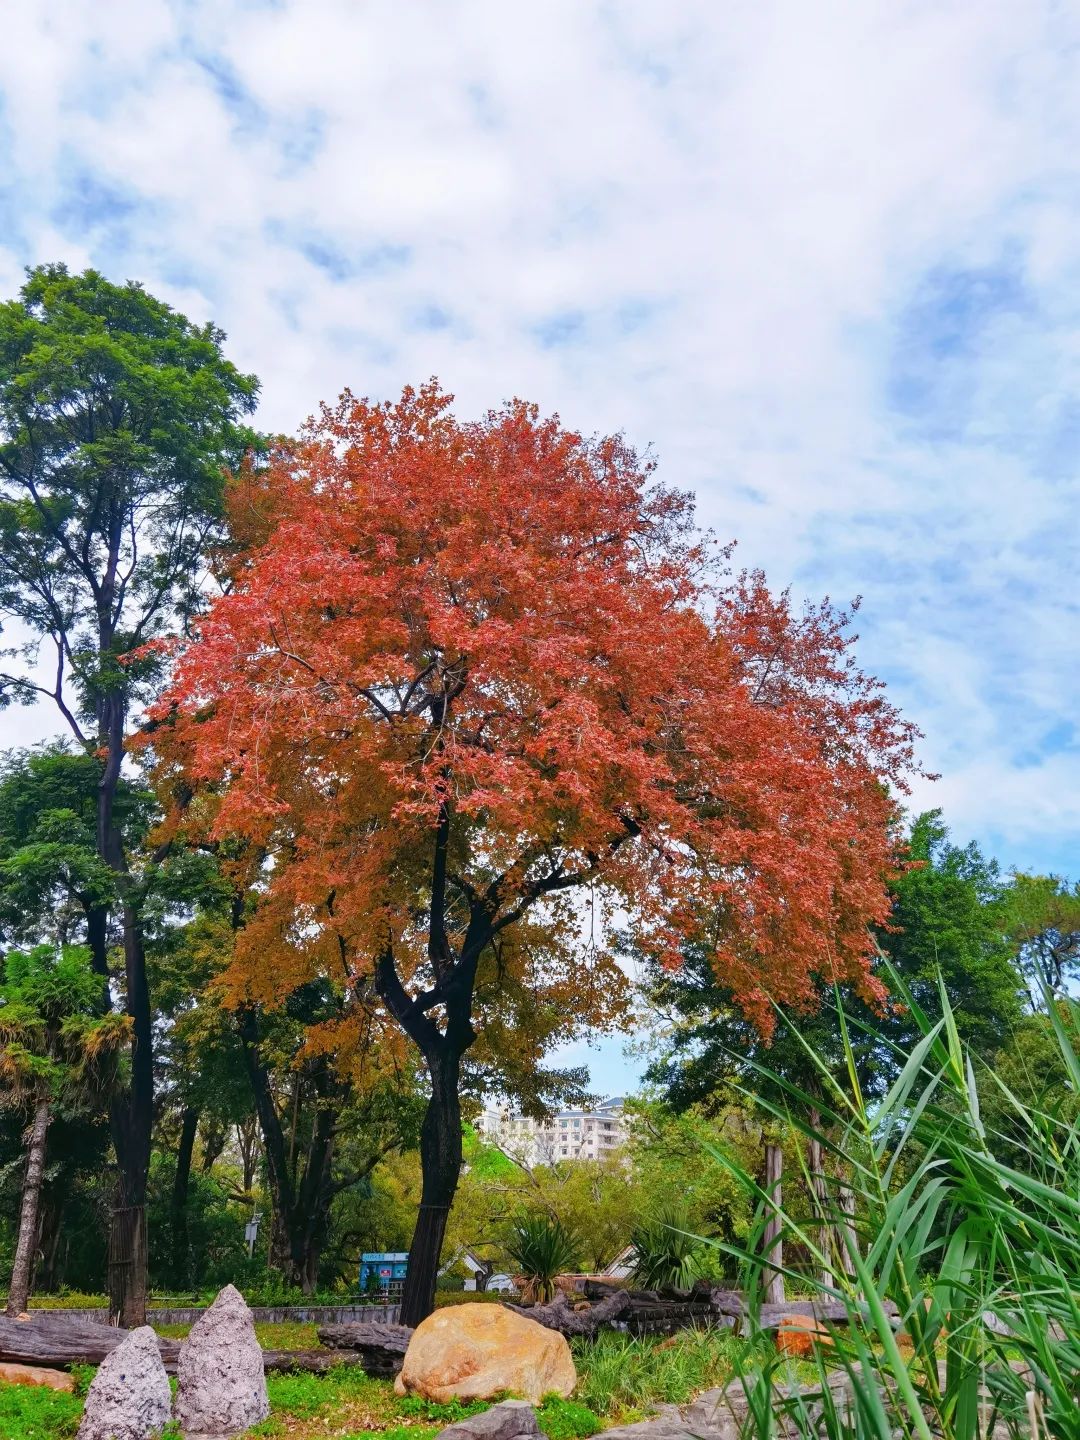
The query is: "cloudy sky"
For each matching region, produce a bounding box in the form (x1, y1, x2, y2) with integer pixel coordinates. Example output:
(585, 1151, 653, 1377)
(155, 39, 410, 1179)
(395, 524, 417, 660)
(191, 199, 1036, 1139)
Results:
(1, 1, 1077, 1088)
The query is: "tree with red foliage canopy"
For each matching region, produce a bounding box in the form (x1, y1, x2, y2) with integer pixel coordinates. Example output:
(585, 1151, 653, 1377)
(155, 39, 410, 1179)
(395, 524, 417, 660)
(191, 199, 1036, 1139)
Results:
(151, 382, 919, 1323)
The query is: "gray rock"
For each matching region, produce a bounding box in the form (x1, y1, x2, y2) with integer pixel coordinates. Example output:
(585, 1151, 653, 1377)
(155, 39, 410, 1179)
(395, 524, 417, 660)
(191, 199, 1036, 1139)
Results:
(437, 1400, 543, 1440)
(174, 1284, 269, 1439)
(76, 1325, 172, 1440)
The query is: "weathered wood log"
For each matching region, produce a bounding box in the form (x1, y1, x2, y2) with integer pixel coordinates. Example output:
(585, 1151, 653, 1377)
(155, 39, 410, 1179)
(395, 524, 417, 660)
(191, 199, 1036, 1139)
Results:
(503, 1289, 631, 1336)
(0, 1315, 182, 1371)
(0, 1315, 377, 1377)
(316, 1322, 413, 1376)
(582, 1279, 624, 1302)
(263, 1348, 366, 1374)
(755, 1299, 898, 1330)
(690, 1281, 747, 1316)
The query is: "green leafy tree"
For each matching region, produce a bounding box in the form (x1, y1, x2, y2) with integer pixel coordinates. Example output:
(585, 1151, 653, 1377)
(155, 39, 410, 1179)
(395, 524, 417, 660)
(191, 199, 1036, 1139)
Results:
(0, 263, 259, 1323)
(0, 943, 126, 1313)
(643, 811, 1028, 1299)
(1000, 871, 1080, 1003)
(879, 811, 1026, 1055)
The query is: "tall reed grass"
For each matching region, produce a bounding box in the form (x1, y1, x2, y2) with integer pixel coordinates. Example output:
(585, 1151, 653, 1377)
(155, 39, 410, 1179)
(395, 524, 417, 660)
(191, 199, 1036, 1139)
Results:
(707, 960, 1080, 1439)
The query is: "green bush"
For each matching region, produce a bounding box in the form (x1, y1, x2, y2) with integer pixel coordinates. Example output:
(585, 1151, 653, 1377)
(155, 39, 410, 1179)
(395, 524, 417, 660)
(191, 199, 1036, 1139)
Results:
(504, 1213, 580, 1304)
(628, 1206, 707, 1291)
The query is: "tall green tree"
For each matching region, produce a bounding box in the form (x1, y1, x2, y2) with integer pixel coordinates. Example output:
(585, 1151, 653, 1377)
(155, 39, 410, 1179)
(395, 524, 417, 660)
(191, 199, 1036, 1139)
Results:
(0, 263, 258, 1322)
(1000, 871, 1080, 1004)
(0, 943, 125, 1313)
(644, 811, 1027, 1298)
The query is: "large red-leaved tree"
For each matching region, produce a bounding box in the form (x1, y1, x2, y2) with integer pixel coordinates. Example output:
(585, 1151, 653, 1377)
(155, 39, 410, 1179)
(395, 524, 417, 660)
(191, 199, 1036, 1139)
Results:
(152, 383, 919, 1323)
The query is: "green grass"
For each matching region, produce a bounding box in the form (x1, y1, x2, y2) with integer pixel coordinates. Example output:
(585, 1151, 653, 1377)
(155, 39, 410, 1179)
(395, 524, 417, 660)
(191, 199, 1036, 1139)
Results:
(571, 1327, 750, 1417)
(156, 1319, 322, 1351)
(0, 1382, 84, 1440)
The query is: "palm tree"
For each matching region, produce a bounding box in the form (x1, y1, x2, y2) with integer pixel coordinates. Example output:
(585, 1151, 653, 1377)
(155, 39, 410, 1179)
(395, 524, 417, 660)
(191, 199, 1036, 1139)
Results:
(0, 944, 127, 1314)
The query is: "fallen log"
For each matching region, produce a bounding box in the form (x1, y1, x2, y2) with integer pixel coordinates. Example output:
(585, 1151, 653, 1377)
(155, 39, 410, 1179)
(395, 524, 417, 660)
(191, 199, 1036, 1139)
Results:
(502, 1290, 631, 1337)
(0, 1315, 371, 1378)
(0, 1315, 181, 1371)
(263, 1348, 367, 1374)
(316, 1322, 413, 1377)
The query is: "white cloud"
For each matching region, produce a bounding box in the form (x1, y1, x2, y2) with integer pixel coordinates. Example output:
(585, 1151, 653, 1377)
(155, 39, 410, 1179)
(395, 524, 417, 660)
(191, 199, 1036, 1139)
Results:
(0, 0, 1076, 880)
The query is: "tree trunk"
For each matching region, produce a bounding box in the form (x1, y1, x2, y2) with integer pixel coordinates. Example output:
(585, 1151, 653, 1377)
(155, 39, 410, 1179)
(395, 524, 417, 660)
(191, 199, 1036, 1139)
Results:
(762, 1140, 785, 1306)
(807, 1111, 830, 1286)
(106, 908, 153, 1328)
(6, 1102, 51, 1316)
(169, 1106, 199, 1289)
(36, 1188, 64, 1294)
(237, 1115, 259, 1194)
(238, 1008, 335, 1294)
(400, 1046, 463, 1327)
(839, 1185, 858, 1278)
(98, 684, 155, 1330)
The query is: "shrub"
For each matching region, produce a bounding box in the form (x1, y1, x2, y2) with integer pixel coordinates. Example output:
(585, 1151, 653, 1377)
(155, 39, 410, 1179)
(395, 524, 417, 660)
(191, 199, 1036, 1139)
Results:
(504, 1213, 580, 1304)
(628, 1207, 707, 1291)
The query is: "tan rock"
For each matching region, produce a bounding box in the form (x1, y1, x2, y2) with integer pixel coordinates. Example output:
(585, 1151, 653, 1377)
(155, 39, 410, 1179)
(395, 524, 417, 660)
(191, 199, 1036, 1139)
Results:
(775, 1314, 832, 1358)
(0, 1361, 75, 1392)
(395, 1304, 576, 1404)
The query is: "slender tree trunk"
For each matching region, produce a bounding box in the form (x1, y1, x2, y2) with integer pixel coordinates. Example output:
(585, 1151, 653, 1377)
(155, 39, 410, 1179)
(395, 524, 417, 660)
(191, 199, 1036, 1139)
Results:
(238, 1009, 335, 1294)
(400, 1045, 464, 1327)
(237, 1115, 259, 1194)
(37, 1188, 64, 1294)
(97, 685, 154, 1330)
(6, 1102, 51, 1316)
(839, 1185, 858, 1278)
(200, 1119, 228, 1174)
(762, 1140, 785, 1306)
(169, 1106, 200, 1289)
(107, 903, 153, 1328)
(807, 1110, 830, 1286)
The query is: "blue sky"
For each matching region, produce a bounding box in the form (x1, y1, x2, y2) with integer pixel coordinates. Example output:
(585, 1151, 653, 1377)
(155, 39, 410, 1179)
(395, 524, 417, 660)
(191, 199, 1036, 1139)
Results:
(1, 1, 1077, 1094)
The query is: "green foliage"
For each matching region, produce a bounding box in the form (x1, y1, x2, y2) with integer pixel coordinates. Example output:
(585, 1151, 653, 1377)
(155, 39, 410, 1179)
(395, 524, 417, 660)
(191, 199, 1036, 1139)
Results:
(628, 1206, 708, 1290)
(0, 943, 126, 1109)
(624, 1099, 757, 1270)
(504, 1213, 580, 1303)
(0, 262, 260, 727)
(145, 1152, 249, 1290)
(0, 1379, 82, 1439)
(1000, 869, 1080, 999)
(646, 812, 1028, 1121)
(534, 1394, 602, 1439)
(709, 957, 1080, 1440)
(571, 1328, 746, 1416)
(0, 747, 125, 946)
(879, 810, 1026, 1058)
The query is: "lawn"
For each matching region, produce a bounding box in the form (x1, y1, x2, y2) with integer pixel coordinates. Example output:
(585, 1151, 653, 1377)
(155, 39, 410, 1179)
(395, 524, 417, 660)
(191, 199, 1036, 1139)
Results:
(0, 1327, 754, 1439)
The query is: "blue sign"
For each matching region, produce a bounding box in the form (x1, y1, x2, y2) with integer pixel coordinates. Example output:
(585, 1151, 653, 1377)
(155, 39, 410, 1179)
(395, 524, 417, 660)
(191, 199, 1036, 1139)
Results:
(359, 1251, 409, 1293)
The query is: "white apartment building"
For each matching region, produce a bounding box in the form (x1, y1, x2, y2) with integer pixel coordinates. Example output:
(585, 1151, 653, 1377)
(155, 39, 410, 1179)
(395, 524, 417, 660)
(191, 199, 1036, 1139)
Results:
(477, 1096, 628, 1166)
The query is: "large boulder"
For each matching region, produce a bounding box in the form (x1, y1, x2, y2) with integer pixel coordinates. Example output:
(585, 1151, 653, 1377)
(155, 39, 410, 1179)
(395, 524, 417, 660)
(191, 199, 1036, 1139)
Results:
(395, 1304, 576, 1405)
(76, 1326, 171, 1440)
(174, 1284, 269, 1438)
